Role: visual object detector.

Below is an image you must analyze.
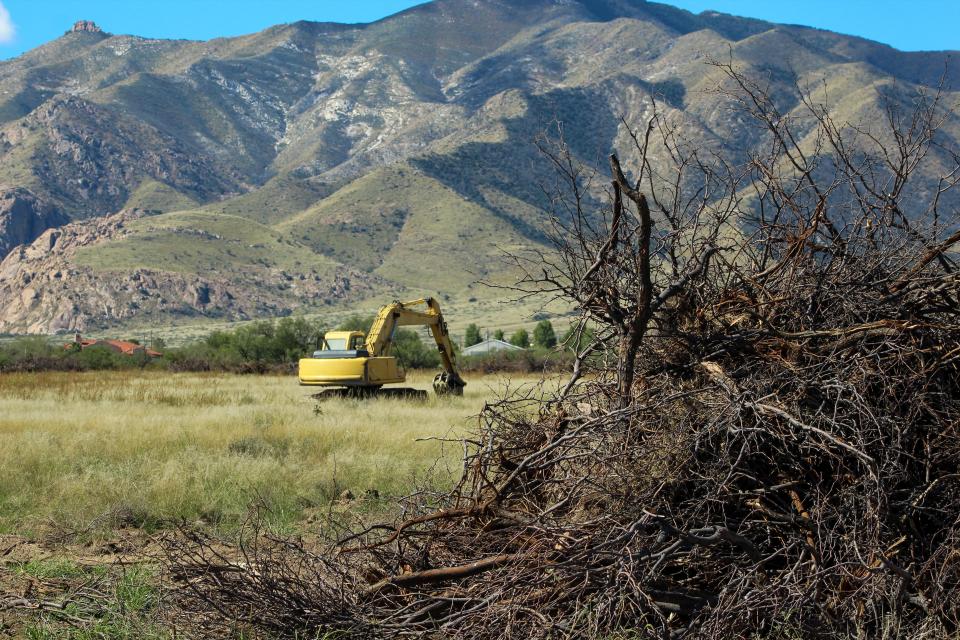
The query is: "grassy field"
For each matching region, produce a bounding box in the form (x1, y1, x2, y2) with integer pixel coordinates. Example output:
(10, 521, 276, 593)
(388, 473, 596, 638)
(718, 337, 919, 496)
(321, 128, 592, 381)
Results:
(0, 370, 527, 540)
(0, 369, 549, 638)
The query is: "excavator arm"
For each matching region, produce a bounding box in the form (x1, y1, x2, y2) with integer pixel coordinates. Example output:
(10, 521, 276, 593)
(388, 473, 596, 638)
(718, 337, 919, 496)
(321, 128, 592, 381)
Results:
(365, 298, 466, 395)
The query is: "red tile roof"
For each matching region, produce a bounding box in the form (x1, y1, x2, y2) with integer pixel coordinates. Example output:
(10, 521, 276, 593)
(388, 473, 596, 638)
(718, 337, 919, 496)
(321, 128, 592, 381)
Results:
(64, 337, 162, 358)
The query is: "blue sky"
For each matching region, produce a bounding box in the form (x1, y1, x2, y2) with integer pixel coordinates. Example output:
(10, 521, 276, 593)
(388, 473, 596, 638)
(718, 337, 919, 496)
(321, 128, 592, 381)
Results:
(0, 0, 956, 60)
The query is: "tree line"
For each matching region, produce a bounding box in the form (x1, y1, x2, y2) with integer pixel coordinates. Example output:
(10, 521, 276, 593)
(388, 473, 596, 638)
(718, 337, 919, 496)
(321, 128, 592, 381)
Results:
(0, 317, 580, 373)
(462, 319, 566, 350)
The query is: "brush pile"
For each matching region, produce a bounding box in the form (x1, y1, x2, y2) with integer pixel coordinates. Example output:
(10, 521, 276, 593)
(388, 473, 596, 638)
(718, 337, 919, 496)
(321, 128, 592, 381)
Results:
(162, 63, 960, 638)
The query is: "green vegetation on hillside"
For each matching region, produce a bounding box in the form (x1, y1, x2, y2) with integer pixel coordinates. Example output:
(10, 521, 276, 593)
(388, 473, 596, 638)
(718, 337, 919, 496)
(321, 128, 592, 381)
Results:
(278, 164, 538, 291)
(74, 211, 338, 275)
(124, 179, 199, 213)
(201, 173, 329, 225)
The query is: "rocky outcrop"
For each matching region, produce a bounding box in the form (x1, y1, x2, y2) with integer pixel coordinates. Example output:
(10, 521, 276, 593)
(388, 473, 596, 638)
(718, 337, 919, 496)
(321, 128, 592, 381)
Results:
(0, 188, 68, 260)
(69, 21, 103, 34)
(0, 209, 375, 334)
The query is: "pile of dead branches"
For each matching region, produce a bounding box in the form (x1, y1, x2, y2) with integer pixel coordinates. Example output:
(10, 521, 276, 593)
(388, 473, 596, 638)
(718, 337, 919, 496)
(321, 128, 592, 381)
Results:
(162, 62, 960, 639)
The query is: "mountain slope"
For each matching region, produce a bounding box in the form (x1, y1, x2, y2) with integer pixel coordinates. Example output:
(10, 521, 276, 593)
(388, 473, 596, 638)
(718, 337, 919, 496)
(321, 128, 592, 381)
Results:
(278, 163, 530, 288)
(0, 0, 956, 333)
(0, 209, 374, 333)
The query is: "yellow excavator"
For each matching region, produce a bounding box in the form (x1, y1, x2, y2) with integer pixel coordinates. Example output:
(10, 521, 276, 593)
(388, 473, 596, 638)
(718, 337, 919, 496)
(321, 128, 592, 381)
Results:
(298, 297, 466, 400)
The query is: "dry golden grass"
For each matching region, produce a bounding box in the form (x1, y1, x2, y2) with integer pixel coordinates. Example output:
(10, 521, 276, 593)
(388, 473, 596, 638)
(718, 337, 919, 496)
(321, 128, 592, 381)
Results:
(0, 371, 531, 538)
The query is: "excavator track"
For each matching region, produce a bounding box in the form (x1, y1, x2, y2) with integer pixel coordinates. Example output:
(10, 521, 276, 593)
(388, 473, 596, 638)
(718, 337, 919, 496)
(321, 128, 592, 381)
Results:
(311, 387, 428, 401)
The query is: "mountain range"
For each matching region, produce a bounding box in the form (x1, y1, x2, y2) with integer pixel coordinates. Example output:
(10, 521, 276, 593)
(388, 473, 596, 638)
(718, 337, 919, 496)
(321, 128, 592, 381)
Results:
(0, 0, 956, 334)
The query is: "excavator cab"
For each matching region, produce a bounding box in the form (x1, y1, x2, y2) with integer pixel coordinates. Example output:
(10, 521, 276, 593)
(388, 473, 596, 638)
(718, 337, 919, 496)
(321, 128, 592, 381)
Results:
(312, 331, 368, 358)
(299, 298, 466, 399)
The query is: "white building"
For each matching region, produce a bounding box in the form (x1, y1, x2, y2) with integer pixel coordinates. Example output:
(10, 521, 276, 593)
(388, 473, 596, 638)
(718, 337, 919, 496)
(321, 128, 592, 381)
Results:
(461, 338, 524, 356)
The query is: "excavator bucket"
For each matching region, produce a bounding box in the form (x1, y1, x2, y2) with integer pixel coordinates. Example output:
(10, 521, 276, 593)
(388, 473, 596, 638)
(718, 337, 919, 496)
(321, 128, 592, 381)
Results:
(433, 371, 466, 396)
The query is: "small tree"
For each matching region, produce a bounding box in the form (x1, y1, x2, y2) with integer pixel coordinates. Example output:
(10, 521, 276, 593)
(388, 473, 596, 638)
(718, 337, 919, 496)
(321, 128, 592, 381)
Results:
(464, 323, 482, 347)
(509, 328, 529, 348)
(392, 328, 441, 369)
(532, 320, 556, 349)
(337, 315, 375, 332)
(493, 329, 504, 341)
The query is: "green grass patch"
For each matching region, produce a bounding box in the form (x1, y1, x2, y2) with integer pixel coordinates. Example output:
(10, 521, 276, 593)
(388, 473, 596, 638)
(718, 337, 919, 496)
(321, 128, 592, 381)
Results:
(21, 566, 165, 640)
(277, 164, 542, 292)
(201, 172, 329, 225)
(17, 558, 91, 581)
(124, 180, 198, 213)
(73, 211, 338, 276)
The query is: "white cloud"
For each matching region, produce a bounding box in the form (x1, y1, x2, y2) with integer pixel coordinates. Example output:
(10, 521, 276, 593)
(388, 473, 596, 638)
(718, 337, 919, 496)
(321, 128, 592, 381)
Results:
(0, 2, 14, 45)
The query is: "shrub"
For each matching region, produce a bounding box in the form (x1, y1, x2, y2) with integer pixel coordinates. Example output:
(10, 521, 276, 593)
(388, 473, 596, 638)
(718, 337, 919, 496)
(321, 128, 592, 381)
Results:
(508, 328, 529, 348)
(336, 315, 375, 332)
(165, 317, 328, 372)
(72, 345, 131, 371)
(392, 328, 441, 369)
(0, 337, 73, 372)
(532, 320, 556, 349)
(559, 323, 596, 353)
(460, 348, 571, 374)
(464, 323, 482, 347)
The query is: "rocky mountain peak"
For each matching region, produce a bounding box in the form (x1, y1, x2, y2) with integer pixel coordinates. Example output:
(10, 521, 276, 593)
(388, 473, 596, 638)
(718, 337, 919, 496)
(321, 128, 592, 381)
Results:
(68, 20, 104, 34)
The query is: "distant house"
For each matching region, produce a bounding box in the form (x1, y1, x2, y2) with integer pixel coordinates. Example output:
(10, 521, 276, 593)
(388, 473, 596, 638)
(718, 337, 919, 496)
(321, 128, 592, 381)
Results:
(65, 333, 162, 358)
(461, 338, 524, 356)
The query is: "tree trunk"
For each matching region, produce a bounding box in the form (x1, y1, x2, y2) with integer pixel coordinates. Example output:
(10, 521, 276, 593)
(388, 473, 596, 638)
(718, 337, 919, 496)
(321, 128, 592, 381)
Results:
(617, 328, 643, 406)
(608, 155, 654, 409)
